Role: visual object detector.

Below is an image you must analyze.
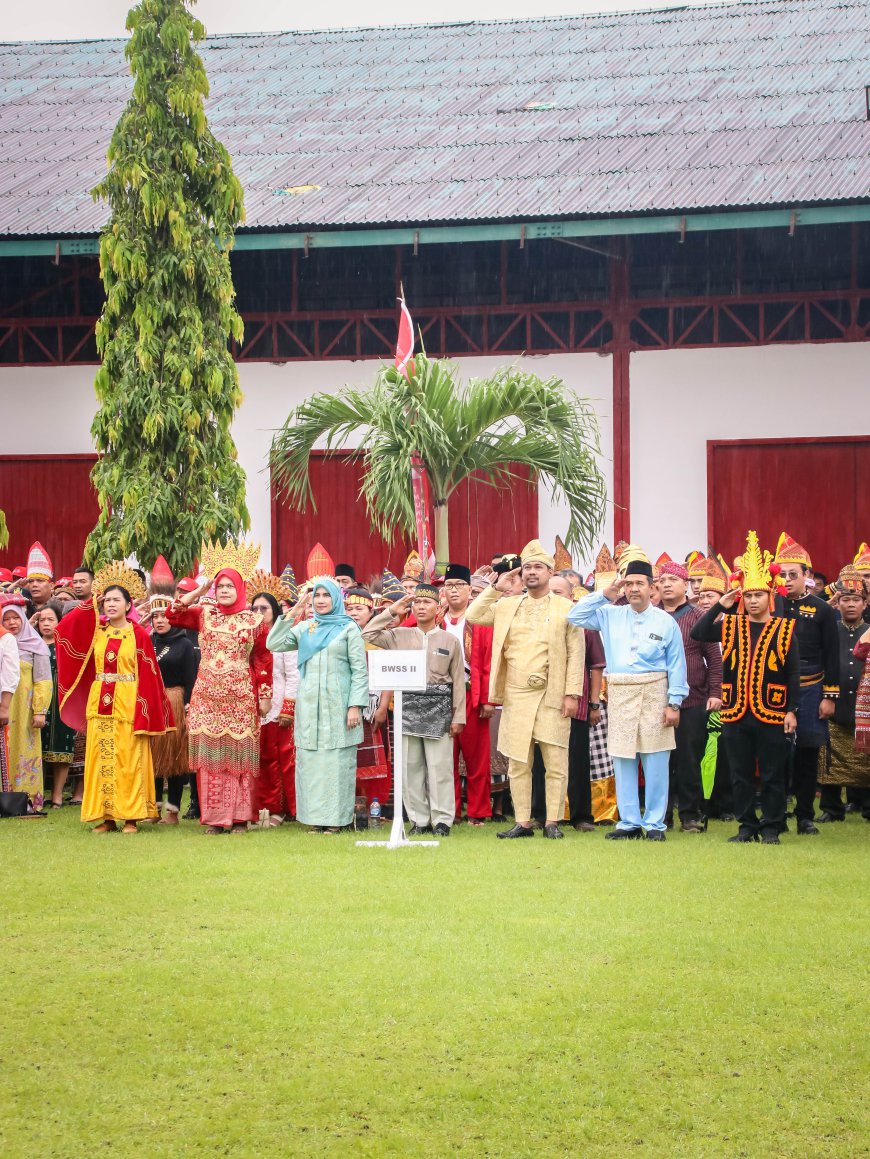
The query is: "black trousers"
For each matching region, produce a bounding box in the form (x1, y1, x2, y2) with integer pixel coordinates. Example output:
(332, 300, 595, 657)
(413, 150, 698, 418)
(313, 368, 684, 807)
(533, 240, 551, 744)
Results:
(154, 776, 185, 810)
(791, 745, 820, 822)
(667, 705, 707, 823)
(531, 719, 593, 825)
(705, 739, 734, 817)
(721, 718, 791, 836)
(819, 784, 870, 820)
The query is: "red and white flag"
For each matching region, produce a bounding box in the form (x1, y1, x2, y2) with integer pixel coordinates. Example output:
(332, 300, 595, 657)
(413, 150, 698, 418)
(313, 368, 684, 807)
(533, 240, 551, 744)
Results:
(395, 296, 432, 579)
(395, 297, 415, 380)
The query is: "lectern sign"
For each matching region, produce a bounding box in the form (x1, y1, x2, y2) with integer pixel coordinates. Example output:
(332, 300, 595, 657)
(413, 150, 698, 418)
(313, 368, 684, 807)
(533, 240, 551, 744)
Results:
(367, 650, 427, 692)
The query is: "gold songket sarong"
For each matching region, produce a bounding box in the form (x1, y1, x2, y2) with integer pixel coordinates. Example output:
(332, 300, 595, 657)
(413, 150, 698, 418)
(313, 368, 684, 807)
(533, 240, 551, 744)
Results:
(818, 721, 870, 787)
(605, 672, 674, 758)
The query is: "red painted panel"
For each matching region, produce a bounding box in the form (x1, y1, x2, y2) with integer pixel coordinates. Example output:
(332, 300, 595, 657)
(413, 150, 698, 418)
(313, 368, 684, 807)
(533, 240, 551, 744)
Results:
(0, 455, 99, 579)
(272, 455, 538, 580)
(708, 439, 868, 581)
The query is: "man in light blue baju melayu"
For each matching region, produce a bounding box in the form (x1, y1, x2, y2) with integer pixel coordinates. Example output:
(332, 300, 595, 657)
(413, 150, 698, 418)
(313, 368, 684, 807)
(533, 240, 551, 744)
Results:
(569, 560, 688, 840)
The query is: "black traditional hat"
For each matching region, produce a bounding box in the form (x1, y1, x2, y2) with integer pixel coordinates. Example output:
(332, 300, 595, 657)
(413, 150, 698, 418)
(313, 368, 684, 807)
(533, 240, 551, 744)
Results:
(444, 563, 471, 584)
(624, 560, 654, 580)
(335, 563, 356, 580)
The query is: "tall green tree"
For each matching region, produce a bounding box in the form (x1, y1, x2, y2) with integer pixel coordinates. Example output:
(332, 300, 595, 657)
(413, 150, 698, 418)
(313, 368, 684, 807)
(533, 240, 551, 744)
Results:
(86, 0, 248, 575)
(270, 355, 606, 566)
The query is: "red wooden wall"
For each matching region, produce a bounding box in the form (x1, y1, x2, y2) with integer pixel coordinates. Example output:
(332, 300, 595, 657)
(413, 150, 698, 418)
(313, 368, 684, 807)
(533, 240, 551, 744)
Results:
(0, 455, 99, 579)
(708, 437, 870, 581)
(272, 454, 538, 581)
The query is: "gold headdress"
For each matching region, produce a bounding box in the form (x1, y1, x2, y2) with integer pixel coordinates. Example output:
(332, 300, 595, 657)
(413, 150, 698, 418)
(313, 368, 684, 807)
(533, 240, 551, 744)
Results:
(402, 550, 424, 580)
(594, 544, 618, 592)
(553, 536, 572, 572)
(829, 563, 868, 597)
(853, 543, 870, 571)
(520, 539, 555, 568)
(686, 551, 710, 580)
(698, 555, 728, 595)
(94, 561, 146, 601)
(616, 543, 649, 575)
(735, 531, 775, 594)
(246, 569, 294, 605)
(200, 539, 261, 583)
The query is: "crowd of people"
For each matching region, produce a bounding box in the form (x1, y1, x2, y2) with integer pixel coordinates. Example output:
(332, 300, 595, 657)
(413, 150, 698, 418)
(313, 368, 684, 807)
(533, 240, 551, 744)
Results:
(1, 530, 868, 844)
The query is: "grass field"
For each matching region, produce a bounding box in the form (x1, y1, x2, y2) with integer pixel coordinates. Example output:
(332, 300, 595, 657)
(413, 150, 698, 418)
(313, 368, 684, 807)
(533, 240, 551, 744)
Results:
(2, 805, 868, 1159)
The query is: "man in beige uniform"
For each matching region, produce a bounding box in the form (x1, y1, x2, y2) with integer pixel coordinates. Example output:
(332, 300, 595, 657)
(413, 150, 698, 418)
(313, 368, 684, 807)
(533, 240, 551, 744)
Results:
(363, 582, 466, 836)
(467, 540, 585, 839)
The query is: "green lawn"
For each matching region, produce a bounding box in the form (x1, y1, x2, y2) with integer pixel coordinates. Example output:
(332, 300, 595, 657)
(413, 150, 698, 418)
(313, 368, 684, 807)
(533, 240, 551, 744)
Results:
(2, 806, 868, 1158)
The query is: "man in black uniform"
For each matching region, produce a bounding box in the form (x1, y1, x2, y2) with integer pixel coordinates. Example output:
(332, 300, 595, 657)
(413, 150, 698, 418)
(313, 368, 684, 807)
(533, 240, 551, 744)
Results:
(772, 533, 840, 835)
(817, 565, 870, 820)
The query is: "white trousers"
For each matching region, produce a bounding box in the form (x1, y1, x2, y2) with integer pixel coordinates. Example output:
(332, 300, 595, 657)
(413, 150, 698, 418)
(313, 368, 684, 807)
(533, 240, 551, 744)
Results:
(403, 734, 455, 828)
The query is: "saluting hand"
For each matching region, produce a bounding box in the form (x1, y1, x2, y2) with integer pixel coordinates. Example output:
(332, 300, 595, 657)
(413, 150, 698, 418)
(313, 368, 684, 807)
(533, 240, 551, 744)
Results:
(603, 577, 626, 603)
(388, 594, 413, 618)
(718, 586, 742, 610)
(493, 567, 521, 593)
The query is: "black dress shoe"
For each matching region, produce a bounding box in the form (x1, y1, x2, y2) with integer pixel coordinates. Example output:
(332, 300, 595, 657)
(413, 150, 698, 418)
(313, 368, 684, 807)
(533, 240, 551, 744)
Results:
(761, 833, 781, 845)
(816, 812, 844, 823)
(497, 823, 534, 839)
(718, 813, 736, 822)
(543, 823, 564, 839)
(728, 831, 758, 843)
(797, 820, 820, 835)
(433, 822, 451, 837)
(844, 802, 859, 814)
(681, 819, 706, 833)
(408, 823, 431, 836)
(183, 806, 200, 821)
(605, 827, 643, 840)
(645, 830, 666, 842)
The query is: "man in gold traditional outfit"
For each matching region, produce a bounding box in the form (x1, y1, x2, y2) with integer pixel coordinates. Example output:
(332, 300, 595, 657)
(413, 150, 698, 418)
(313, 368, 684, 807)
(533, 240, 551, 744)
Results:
(467, 540, 585, 839)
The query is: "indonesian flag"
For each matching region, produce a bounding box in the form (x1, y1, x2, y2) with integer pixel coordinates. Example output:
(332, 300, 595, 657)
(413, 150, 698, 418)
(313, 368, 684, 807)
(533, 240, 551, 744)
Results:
(395, 297, 415, 380)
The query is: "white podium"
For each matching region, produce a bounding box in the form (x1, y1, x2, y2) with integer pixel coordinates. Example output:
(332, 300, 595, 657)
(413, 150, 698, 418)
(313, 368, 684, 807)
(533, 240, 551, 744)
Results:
(355, 649, 439, 849)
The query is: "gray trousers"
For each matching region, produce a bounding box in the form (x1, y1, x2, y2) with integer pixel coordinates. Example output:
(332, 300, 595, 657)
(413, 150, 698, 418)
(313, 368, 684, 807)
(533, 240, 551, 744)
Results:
(403, 733, 455, 828)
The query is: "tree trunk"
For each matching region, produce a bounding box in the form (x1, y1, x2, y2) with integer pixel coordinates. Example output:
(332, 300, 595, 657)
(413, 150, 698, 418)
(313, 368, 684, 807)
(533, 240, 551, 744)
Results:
(433, 502, 449, 577)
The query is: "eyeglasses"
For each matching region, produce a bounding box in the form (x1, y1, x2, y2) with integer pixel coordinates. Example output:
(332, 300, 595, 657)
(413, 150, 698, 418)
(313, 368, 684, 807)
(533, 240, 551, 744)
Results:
(443, 582, 469, 590)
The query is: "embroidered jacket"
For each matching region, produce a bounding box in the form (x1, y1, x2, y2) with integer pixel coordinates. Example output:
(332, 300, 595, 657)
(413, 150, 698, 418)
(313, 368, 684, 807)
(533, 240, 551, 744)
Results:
(691, 605, 800, 725)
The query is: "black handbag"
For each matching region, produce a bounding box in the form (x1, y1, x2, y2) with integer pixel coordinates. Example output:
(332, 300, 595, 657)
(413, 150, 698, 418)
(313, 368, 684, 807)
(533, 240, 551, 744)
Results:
(0, 791, 31, 817)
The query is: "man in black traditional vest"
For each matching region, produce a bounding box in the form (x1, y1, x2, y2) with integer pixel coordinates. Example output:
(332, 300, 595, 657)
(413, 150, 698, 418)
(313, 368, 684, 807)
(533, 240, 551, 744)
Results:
(691, 531, 799, 845)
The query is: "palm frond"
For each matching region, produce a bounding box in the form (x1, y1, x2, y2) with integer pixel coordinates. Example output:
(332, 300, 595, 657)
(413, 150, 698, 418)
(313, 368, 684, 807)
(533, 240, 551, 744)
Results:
(269, 354, 606, 556)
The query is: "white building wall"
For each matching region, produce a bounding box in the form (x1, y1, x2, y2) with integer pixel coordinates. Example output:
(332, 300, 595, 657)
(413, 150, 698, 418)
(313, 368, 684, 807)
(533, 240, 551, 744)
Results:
(629, 343, 869, 560)
(0, 352, 614, 572)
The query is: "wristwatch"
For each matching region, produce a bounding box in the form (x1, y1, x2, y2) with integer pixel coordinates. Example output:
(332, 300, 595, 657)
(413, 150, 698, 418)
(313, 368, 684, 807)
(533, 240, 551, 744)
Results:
(667, 702, 682, 711)
(588, 702, 600, 710)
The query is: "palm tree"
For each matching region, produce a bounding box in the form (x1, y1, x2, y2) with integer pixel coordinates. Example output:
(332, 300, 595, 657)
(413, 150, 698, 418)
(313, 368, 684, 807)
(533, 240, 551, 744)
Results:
(269, 356, 606, 566)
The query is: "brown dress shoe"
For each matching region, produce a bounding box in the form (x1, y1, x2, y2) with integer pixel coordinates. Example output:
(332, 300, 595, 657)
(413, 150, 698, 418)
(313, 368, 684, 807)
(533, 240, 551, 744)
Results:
(573, 821, 596, 832)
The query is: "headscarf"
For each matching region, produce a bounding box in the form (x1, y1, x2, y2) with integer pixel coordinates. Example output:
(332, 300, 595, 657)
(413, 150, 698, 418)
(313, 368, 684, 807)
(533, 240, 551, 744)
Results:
(0, 598, 50, 664)
(296, 577, 354, 677)
(213, 568, 248, 616)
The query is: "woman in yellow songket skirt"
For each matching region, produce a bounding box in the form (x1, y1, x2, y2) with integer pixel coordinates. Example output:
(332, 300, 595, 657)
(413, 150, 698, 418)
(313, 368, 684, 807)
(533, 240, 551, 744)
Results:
(0, 597, 53, 808)
(55, 585, 174, 834)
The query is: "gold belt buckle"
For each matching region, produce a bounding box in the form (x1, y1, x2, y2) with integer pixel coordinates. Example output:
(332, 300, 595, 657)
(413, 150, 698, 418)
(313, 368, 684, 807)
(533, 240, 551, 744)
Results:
(527, 674, 546, 690)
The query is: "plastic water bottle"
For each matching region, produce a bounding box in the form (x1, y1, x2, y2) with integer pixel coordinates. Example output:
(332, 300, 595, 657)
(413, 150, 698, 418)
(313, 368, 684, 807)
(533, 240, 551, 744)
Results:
(370, 797, 381, 825)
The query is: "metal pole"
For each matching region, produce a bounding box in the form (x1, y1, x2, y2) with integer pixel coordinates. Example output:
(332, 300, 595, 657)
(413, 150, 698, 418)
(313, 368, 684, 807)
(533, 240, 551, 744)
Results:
(387, 690, 409, 848)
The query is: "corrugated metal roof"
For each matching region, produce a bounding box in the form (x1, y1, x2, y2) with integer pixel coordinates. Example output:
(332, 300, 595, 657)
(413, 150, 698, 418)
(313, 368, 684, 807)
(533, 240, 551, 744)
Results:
(0, 0, 868, 237)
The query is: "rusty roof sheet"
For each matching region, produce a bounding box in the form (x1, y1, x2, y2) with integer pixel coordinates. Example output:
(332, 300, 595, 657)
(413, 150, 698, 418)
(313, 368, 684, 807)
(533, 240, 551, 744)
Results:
(0, 0, 868, 237)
